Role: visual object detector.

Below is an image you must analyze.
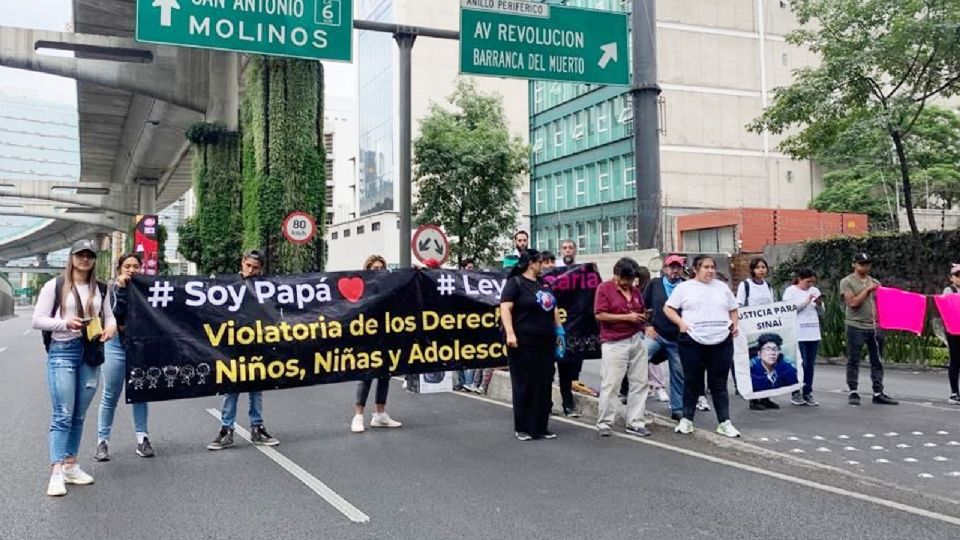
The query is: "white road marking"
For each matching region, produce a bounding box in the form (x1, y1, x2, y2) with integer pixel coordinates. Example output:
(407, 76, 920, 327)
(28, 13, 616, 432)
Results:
(918, 473, 935, 479)
(787, 436, 800, 441)
(934, 457, 950, 462)
(863, 434, 876, 438)
(885, 432, 899, 437)
(843, 446, 858, 451)
(846, 460, 860, 465)
(204, 409, 369, 523)
(0, 347, 7, 355)
(21, 329, 31, 336)
(454, 393, 960, 528)
(912, 431, 924, 436)
(791, 448, 805, 454)
(875, 459, 890, 464)
(816, 447, 832, 453)
(813, 435, 825, 441)
(870, 446, 884, 450)
(896, 444, 912, 449)
(924, 442, 939, 447)
(936, 431, 949, 435)
(904, 458, 919, 463)
(838, 435, 850, 439)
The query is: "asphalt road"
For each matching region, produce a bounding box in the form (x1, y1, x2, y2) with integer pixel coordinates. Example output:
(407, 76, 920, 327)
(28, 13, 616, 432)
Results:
(2, 307, 958, 539)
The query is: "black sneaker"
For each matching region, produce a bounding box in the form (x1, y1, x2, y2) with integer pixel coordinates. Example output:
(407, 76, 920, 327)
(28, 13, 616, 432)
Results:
(619, 394, 627, 405)
(872, 393, 899, 405)
(760, 398, 780, 410)
(542, 432, 558, 440)
(250, 425, 280, 446)
(207, 427, 235, 450)
(749, 399, 768, 411)
(790, 392, 807, 406)
(562, 407, 581, 418)
(515, 432, 533, 441)
(94, 441, 109, 462)
(136, 437, 155, 458)
(949, 394, 960, 405)
(848, 392, 861, 406)
(803, 394, 820, 407)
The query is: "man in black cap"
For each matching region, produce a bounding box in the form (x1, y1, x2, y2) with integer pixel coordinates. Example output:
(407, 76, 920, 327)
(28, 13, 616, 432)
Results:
(208, 249, 281, 449)
(839, 253, 898, 406)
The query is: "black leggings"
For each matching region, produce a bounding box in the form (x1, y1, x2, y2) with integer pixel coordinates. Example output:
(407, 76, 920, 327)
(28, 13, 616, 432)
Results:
(557, 357, 582, 410)
(947, 335, 960, 394)
(356, 376, 390, 407)
(678, 335, 732, 423)
(509, 343, 555, 436)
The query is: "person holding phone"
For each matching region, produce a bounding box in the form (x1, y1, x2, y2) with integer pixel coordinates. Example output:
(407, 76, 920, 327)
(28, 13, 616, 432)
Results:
(33, 239, 117, 496)
(95, 252, 154, 462)
(783, 268, 823, 406)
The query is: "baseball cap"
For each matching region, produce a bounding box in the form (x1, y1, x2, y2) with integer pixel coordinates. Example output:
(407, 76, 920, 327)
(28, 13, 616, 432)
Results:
(853, 252, 872, 264)
(70, 239, 97, 257)
(664, 254, 686, 267)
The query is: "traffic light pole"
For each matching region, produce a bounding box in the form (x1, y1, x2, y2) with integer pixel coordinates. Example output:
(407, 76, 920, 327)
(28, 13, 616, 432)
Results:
(353, 20, 459, 268)
(631, 0, 662, 251)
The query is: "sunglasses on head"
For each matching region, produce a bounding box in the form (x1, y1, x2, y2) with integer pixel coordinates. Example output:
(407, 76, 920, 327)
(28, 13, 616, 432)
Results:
(952, 271, 960, 278)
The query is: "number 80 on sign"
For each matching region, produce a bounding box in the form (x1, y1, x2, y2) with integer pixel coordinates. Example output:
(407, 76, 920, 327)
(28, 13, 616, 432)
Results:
(282, 211, 317, 245)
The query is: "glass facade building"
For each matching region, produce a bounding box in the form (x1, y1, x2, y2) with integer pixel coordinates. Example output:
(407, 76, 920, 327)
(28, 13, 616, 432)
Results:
(357, 0, 395, 216)
(529, 0, 635, 256)
(0, 92, 79, 265)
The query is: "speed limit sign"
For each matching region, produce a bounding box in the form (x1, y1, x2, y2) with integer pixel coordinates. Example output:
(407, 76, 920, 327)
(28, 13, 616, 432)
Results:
(282, 211, 316, 245)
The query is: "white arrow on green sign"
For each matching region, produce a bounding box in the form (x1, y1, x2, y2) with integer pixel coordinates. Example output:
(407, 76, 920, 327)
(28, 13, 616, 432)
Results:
(135, 0, 353, 62)
(459, 0, 629, 86)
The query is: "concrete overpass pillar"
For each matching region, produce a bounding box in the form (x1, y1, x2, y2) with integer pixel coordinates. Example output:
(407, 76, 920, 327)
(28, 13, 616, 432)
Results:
(137, 177, 158, 215)
(207, 51, 239, 130)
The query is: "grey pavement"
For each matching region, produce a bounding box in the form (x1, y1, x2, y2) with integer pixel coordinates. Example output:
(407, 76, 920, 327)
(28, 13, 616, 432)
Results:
(2, 308, 959, 539)
(579, 354, 960, 500)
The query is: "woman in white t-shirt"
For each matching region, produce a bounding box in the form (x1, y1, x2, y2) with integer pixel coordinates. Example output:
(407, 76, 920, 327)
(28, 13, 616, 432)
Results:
(664, 255, 741, 438)
(782, 268, 823, 407)
(736, 257, 780, 411)
(32, 239, 117, 497)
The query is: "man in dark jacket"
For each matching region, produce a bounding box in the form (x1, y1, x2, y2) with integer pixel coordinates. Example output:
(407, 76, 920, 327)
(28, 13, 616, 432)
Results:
(642, 254, 686, 420)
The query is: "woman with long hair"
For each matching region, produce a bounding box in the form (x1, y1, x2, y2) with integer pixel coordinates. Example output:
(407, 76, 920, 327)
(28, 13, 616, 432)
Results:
(736, 257, 780, 411)
(663, 254, 741, 438)
(32, 239, 117, 496)
(95, 252, 154, 461)
(942, 264, 960, 405)
(501, 249, 562, 441)
(351, 255, 402, 433)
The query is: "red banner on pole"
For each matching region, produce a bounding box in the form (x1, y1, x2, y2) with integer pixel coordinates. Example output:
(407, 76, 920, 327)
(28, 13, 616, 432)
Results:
(134, 215, 160, 276)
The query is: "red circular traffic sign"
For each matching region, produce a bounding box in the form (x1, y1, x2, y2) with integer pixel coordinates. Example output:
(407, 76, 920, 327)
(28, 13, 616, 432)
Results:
(411, 224, 450, 266)
(282, 211, 316, 245)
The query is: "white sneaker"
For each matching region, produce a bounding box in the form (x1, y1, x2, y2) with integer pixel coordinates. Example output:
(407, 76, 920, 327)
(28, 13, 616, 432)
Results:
(370, 413, 402, 428)
(62, 464, 94, 485)
(46, 471, 66, 497)
(350, 414, 365, 433)
(656, 388, 669, 402)
(716, 420, 741, 438)
(696, 396, 711, 411)
(674, 418, 694, 434)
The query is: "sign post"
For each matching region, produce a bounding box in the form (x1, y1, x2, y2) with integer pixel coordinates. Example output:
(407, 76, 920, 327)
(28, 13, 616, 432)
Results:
(135, 0, 353, 62)
(282, 211, 317, 245)
(459, 0, 629, 85)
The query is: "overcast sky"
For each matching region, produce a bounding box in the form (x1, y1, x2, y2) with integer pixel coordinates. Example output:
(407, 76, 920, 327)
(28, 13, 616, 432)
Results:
(0, 0, 356, 107)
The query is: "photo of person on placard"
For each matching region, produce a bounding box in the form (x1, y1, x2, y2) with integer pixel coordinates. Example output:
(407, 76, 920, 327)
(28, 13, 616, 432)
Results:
(749, 333, 799, 392)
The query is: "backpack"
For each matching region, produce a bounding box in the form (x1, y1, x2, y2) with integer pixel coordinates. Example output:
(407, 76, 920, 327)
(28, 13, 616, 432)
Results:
(42, 276, 108, 352)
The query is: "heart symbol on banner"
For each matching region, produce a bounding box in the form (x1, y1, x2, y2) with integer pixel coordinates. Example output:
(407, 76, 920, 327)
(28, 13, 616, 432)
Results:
(337, 277, 365, 303)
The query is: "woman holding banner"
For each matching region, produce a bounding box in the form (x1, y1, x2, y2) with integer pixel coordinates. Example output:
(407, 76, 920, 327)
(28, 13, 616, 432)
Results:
(501, 249, 562, 441)
(943, 265, 960, 405)
(351, 255, 403, 433)
(33, 239, 117, 496)
(736, 257, 780, 411)
(95, 252, 155, 462)
(663, 254, 742, 438)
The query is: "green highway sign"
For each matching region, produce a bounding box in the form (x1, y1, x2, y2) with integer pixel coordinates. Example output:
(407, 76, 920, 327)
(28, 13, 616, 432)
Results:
(136, 0, 353, 62)
(459, 0, 630, 86)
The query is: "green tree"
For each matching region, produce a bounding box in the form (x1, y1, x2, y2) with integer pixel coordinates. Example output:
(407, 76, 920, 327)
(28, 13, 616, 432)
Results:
(749, 0, 960, 234)
(413, 80, 528, 264)
(808, 106, 960, 228)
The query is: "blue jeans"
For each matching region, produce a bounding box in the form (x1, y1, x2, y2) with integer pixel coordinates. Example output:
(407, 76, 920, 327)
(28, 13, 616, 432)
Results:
(47, 339, 100, 464)
(221, 392, 263, 428)
(797, 340, 820, 396)
(98, 336, 148, 442)
(644, 334, 682, 415)
(456, 369, 477, 388)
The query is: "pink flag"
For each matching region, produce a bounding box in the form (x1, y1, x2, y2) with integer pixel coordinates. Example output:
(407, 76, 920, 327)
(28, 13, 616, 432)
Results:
(934, 294, 960, 335)
(876, 286, 926, 335)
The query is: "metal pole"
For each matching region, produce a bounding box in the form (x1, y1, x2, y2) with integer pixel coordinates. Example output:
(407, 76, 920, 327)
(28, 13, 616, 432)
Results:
(631, 0, 662, 251)
(395, 32, 417, 268)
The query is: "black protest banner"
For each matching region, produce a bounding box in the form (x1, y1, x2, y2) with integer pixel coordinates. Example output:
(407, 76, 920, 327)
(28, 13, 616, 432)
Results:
(124, 265, 601, 403)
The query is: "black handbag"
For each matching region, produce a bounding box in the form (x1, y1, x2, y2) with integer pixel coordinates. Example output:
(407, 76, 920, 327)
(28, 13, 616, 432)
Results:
(72, 283, 107, 367)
